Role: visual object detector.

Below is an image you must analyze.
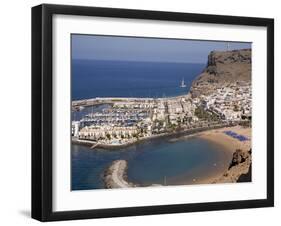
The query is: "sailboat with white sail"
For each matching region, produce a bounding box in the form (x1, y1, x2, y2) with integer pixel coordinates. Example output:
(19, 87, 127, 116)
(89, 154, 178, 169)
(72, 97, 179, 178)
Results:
(180, 77, 187, 88)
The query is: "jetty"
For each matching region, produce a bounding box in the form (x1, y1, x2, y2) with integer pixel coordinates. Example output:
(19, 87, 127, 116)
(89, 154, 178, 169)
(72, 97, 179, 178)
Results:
(72, 97, 153, 110)
(72, 95, 189, 111)
(103, 160, 134, 189)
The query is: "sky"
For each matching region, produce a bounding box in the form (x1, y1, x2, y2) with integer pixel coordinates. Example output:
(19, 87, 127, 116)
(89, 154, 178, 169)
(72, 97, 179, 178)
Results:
(72, 34, 251, 64)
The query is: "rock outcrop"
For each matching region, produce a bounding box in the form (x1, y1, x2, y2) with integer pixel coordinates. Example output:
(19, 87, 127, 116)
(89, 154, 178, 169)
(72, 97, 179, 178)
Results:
(213, 149, 252, 183)
(190, 48, 251, 97)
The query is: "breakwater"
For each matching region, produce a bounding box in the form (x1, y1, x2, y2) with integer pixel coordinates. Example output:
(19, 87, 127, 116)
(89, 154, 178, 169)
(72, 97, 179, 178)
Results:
(71, 135, 232, 190)
(103, 148, 252, 189)
(103, 160, 135, 188)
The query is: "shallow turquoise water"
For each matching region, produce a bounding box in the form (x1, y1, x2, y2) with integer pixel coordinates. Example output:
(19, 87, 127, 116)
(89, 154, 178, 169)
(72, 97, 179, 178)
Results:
(71, 136, 232, 190)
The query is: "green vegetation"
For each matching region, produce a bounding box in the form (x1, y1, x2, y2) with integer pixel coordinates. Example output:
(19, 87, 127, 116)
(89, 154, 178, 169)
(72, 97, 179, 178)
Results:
(111, 99, 124, 102)
(195, 106, 220, 121)
(239, 119, 251, 127)
(166, 123, 177, 132)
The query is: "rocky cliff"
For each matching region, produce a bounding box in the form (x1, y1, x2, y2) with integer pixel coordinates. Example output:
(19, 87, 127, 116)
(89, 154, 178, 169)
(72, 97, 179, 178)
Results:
(213, 149, 252, 183)
(190, 48, 251, 97)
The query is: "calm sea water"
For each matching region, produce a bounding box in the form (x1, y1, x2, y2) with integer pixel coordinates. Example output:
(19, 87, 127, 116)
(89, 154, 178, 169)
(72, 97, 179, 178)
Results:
(71, 138, 232, 190)
(72, 60, 205, 100)
(71, 60, 229, 190)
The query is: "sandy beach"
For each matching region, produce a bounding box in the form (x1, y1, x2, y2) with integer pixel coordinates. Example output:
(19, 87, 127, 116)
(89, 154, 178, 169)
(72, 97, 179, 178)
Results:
(198, 126, 251, 153)
(166, 126, 252, 185)
(102, 126, 252, 188)
(192, 125, 252, 184)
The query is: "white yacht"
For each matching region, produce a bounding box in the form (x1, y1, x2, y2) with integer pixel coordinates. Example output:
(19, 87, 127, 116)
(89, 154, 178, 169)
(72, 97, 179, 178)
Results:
(180, 78, 187, 88)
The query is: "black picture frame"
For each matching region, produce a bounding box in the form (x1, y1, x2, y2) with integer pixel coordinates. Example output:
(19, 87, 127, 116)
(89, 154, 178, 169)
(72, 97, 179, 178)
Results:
(32, 3, 274, 222)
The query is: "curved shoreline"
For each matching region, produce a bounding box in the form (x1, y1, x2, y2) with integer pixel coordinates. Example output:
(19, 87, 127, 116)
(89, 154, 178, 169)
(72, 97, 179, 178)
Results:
(103, 152, 251, 189)
(103, 160, 163, 189)
(72, 123, 238, 150)
(102, 126, 252, 188)
(173, 126, 252, 184)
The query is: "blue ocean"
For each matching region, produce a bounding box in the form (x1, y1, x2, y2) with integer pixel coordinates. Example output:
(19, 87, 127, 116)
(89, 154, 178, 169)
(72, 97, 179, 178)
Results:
(70, 59, 231, 191)
(71, 60, 205, 100)
(72, 138, 232, 190)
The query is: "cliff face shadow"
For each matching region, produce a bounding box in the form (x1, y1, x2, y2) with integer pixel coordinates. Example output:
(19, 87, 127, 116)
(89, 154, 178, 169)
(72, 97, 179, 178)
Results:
(237, 164, 252, 182)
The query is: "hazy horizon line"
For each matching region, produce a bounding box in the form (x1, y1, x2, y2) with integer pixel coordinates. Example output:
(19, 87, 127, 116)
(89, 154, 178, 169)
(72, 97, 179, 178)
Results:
(72, 58, 207, 64)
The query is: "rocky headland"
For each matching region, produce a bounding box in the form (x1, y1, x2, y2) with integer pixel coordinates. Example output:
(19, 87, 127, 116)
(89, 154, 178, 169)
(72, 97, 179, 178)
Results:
(189, 48, 252, 183)
(190, 48, 251, 97)
(102, 46, 254, 188)
(213, 149, 252, 183)
(96, 49, 253, 189)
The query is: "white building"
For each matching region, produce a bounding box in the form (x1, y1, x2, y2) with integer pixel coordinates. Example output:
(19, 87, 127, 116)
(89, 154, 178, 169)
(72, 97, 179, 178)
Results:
(71, 121, 80, 137)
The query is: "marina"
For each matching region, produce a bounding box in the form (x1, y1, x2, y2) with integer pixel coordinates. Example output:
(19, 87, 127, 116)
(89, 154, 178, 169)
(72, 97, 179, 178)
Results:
(71, 37, 252, 190)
